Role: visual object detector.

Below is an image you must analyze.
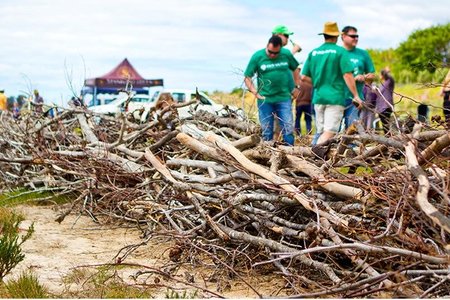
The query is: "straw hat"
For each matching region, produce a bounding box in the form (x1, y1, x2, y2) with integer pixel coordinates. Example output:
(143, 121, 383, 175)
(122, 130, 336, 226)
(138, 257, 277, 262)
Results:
(318, 21, 340, 36)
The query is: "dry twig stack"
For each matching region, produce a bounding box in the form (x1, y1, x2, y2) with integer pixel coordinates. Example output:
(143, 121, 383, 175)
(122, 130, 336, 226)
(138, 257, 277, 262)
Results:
(0, 104, 449, 298)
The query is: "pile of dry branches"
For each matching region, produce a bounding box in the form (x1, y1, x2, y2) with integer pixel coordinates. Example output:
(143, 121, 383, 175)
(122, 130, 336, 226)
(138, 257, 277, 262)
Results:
(0, 102, 449, 298)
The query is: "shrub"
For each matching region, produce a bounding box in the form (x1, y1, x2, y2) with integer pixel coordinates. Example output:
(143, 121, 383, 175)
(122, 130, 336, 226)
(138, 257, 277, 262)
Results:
(398, 69, 416, 84)
(416, 70, 433, 84)
(230, 87, 244, 95)
(0, 207, 34, 281)
(4, 271, 48, 298)
(432, 67, 449, 84)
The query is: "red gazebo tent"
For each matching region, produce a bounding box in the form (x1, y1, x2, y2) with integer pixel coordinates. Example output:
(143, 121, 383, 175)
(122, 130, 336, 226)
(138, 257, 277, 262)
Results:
(82, 58, 163, 106)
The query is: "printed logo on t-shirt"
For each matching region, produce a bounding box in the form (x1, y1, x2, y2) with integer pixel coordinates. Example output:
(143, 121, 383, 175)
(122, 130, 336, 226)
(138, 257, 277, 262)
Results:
(312, 49, 337, 56)
(260, 62, 288, 72)
(351, 58, 361, 76)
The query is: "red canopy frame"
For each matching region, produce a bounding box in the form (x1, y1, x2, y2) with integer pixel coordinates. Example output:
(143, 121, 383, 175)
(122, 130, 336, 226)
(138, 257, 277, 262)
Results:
(83, 58, 163, 106)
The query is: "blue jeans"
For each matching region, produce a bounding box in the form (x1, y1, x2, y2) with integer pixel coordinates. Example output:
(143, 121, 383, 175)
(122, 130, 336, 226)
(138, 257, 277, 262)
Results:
(311, 132, 321, 145)
(343, 98, 360, 130)
(295, 104, 312, 135)
(258, 99, 294, 146)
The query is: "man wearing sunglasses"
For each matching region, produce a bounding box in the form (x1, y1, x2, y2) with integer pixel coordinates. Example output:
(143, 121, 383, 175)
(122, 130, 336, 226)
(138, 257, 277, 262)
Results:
(244, 35, 300, 146)
(341, 25, 376, 130)
(271, 25, 303, 141)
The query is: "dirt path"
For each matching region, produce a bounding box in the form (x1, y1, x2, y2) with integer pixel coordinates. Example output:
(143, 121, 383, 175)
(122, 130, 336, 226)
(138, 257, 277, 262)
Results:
(8, 205, 170, 296)
(6, 205, 277, 298)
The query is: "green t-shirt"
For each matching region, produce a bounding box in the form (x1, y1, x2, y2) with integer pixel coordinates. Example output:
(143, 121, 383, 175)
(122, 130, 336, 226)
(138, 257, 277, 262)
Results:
(302, 42, 353, 106)
(244, 48, 299, 103)
(344, 47, 375, 100)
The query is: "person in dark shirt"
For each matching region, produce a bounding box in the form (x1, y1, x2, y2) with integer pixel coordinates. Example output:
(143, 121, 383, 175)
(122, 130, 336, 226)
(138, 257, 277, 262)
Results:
(375, 69, 395, 134)
(440, 69, 450, 125)
(361, 83, 377, 130)
(293, 78, 313, 136)
(33, 89, 44, 115)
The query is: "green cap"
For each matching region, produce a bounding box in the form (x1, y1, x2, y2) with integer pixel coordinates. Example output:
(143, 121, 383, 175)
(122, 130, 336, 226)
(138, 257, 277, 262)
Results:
(272, 25, 294, 35)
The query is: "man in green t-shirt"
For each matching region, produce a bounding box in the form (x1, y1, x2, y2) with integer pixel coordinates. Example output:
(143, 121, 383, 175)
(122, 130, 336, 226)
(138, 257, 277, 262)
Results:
(341, 25, 376, 130)
(271, 25, 302, 140)
(244, 35, 300, 146)
(302, 22, 362, 145)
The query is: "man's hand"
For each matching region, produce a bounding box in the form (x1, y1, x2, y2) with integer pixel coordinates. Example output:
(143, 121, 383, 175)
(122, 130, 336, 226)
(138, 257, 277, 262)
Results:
(352, 97, 364, 110)
(355, 74, 365, 82)
(249, 90, 265, 100)
(254, 92, 265, 100)
(291, 87, 301, 100)
(289, 39, 302, 54)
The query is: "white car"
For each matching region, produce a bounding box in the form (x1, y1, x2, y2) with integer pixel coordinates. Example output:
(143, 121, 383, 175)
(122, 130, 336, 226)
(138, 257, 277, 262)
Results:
(140, 89, 245, 121)
(126, 94, 154, 113)
(88, 92, 154, 116)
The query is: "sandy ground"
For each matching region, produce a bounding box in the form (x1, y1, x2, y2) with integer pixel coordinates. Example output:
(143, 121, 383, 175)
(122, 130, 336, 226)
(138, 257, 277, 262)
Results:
(7, 205, 174, 296)
(6, 205, 280, 298)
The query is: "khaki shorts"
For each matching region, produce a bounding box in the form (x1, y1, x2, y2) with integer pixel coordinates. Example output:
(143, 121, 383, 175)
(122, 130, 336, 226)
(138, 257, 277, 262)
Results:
(314, 104, 344, 133)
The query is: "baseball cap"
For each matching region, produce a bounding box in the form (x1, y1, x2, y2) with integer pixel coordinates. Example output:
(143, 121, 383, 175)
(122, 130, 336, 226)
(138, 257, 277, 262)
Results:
(272, 25, 294, 35)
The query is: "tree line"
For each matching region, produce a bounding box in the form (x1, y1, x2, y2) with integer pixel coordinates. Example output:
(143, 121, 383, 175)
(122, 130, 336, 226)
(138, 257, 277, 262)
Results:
(368, 22, 450, 84)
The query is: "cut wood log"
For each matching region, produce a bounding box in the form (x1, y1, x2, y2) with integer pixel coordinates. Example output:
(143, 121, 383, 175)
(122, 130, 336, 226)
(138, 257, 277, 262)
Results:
(286, 155, 363, 200)
(203, 131, 349, 227)
(405, 142, 450, 234)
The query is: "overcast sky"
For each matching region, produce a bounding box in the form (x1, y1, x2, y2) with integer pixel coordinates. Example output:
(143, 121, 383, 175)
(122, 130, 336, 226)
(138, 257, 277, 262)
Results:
(0, 0, 448, 106)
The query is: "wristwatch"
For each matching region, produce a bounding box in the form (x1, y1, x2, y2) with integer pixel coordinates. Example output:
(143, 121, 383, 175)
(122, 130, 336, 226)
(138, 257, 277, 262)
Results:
(295, 85, 301, 89)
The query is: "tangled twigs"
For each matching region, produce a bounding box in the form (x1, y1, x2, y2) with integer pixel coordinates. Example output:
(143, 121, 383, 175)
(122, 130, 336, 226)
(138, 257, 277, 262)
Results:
(1, 106, 449, 297)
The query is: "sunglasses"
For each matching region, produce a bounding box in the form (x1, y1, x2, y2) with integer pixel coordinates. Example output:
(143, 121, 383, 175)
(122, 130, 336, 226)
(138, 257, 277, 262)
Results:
(283, 34, 289, 38)
(347, 34, 359, 39)
(267, 49, 280, 55)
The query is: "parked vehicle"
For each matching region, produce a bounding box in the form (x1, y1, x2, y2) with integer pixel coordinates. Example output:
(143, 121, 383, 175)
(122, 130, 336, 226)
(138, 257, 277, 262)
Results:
(126, 94, 154, 112)
(140, 88, 245, 121)
(88, 92, 154, 116)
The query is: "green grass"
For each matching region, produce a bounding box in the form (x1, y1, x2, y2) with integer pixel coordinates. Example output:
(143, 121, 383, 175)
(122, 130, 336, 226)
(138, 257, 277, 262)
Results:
(0, 188, 73, 207)
(2, 271, 48, 298)
(61, 266, 154, 298)
(394, 84, 443, 120)
(165, 288, 199, 299)
(338, 166, 374, 175)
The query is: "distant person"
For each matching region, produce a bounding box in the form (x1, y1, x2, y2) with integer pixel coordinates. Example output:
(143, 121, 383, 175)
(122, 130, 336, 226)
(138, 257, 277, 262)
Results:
(360, 83, 377, 130)
(271, 25, 302, 141)
(417, 90, 429, 123)
(33, 89, 44, 115)
(69, 96, 85, 108)
(375, 69, 395, 134)
(0, 90, 7, 114)
(417, 104, 429, 123)
(272, 25, 302, 55)
(440, 68, 450, 125)
(244, 35, 300, 146)
(13, 101, 21, 119)
(301, 22, 362, 145)
(341, 25, 376, 129)
(293, 76, 313, 136)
